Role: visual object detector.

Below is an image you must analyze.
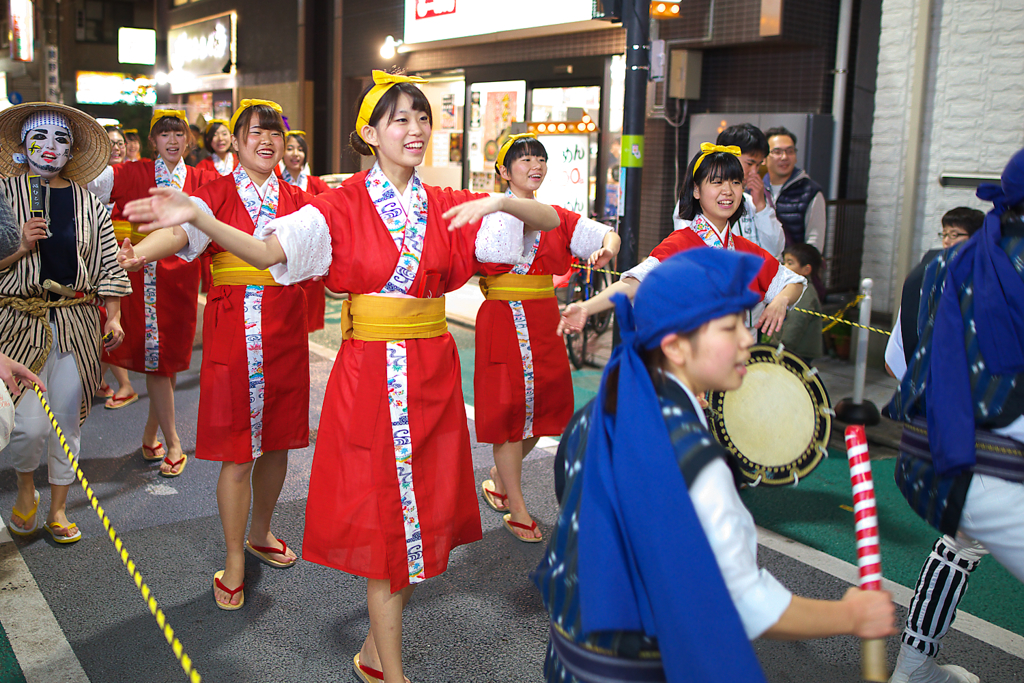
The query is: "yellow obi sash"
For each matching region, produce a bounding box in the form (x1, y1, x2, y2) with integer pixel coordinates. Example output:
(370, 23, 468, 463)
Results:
(478, 273, 555, 301)
(112, 220, 150, 245)
(340, 294, 448, 341)
(210, 252, 280, 287)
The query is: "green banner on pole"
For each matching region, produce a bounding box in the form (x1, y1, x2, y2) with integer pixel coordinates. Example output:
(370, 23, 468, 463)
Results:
(621, 135, 644, 168)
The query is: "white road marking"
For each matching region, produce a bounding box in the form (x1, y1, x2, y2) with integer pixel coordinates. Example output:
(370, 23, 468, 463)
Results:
(0, 527, 89, 682)
(757, 526, 1024, 659)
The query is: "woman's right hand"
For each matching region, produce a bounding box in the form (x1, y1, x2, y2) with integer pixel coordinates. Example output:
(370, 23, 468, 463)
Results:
(117, 237, 146, 272)
(123, 187, 197, 233)
(557, 303, 589, 337)
(20, 217, 48, 252)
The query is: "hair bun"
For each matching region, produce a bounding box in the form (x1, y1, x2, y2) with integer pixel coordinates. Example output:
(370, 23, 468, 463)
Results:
(349, 130, 373, 157)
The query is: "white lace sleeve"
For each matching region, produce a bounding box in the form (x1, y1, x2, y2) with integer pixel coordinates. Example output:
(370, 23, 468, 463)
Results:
(569, 216, 613, 259)
(475, 211, 535, 264)
(175, 198, 214, 262)
(254, 204, 332, 285)
(764, 264, 806, 307)
(87, 166, 114, 205)
(620, 256, 661, 283)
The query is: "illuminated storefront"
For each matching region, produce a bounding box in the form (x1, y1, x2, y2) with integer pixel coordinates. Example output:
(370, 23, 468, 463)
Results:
(165, 12, 237, 124)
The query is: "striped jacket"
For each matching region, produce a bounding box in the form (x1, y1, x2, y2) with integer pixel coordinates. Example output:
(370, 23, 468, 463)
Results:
(0, 175, 131, 424)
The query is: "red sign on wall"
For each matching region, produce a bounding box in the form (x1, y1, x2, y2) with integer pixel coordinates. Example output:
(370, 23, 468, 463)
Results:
(415, 0, 456, 20)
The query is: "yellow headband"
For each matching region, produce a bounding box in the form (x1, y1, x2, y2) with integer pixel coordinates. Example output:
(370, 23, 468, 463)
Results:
(356, 71, 429, 148)
(286, 130, 307, 137)
(693, 142, 742, 173)
(205, 118, 230, 135)
(228, 99, 284, 135)
(494, 133, 538, 172)
(123, 128, 138, 135)
(149, 110, 189, 134)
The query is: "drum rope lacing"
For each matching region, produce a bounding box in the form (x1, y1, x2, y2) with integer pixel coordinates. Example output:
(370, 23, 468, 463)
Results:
(568, 264, 892, 336)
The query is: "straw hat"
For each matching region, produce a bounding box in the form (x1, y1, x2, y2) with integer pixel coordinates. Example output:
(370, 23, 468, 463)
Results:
(0, 102, 111, 185)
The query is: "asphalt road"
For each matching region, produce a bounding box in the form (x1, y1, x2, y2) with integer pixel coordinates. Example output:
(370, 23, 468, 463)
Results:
(0, 341, 1021, 682)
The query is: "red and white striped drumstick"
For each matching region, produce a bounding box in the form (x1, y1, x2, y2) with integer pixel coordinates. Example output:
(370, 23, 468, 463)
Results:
(845, 425, 888, 682)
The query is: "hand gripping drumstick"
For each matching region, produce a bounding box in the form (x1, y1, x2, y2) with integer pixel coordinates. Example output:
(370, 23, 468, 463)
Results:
(845, 425, 888, 682)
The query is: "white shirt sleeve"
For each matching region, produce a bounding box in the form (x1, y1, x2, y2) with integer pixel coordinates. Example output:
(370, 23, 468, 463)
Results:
(689, 458, 793, 639)
(764, 264, 806, 308)
(620, 256, 660, 283)
(475, 211, 536, 264)
(569, 216, 613, 260)
(885, 309, 907, 381)
(175, 197, 214, 262)
(804, 193, 827, 253)
(87, 166, 114, 206)
(254, 204, 333, 285)
(747, 195, 785, 260)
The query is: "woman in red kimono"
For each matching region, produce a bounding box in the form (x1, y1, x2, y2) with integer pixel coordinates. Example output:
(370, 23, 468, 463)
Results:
(475, 134, 620, 542)
(559, 145, 806, 338)
(118, 100, 310, 611)
(281, 129, 328, 332)
(89, 111, 217, 476)
(194, 119, 238, 177)
(124, 71, 559, 683)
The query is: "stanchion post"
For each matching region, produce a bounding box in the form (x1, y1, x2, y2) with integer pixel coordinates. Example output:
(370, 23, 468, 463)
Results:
(836, 278, 881, 425)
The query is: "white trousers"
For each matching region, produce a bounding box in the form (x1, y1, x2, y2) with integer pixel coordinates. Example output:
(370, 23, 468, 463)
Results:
(957, 473, 1024, 581)
(1, 324, 81, 486)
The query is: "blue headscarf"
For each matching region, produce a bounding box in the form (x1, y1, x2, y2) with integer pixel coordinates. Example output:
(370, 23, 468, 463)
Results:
(577, 249, 766, 682)
(927, 148, 1024, 475)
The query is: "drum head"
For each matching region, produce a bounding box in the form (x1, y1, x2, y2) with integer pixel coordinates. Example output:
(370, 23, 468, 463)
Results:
(707, 345, 831, 486)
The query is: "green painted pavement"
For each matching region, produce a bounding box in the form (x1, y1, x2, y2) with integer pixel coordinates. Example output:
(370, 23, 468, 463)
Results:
(0, 620, 27, 683)
(742, 451, 1024, 636)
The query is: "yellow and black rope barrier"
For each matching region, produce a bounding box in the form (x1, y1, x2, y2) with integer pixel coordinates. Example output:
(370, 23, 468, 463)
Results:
(568, 263, 891, 336)
(29, 384, 202, 683)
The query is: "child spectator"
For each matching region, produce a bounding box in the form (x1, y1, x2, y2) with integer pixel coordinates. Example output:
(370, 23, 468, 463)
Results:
(770, 243, 824, 363)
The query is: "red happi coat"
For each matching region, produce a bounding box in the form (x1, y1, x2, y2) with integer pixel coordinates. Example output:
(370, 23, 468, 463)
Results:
(650, 227, 780, 298)
(195, 154, 239, 177)
(191, 174, 312, 463)
(105, 159, 217, 375)
(303, 171, 488, 591)
(474, 206, 584, 444)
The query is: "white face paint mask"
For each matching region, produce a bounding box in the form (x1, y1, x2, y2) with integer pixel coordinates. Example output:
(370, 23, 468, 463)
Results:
(23, 124, 72, 179)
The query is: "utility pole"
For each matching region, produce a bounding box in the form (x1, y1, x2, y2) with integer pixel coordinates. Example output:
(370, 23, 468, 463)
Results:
(615, 0, 650, 344)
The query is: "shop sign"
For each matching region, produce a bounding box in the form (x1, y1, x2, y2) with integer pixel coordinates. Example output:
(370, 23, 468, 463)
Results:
(168, 13, 235, 77)
(404, 0, 592, 45)
(76, 71, 157, 106)
(535, 133, 590, 215)
(10, 0, 34, 63)
(119, 27, 157, 66)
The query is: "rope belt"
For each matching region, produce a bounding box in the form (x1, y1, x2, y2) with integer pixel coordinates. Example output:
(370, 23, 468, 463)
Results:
(210, 252, 280, 287)
(902, 416, 1024, 482)
(0, 292, 96, 373)
(112, 220, 151, 246)
(479, 273, 555, 301)
(340, 293, 447, 341)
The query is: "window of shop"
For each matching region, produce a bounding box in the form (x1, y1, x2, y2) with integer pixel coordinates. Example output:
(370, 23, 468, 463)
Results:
(75, 0, 135, 44)
(416, 74, 466, 190)
(466, 80, 526, 193)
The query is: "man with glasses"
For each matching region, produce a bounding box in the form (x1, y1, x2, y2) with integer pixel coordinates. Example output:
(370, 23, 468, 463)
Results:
(764, 126, 826, 251)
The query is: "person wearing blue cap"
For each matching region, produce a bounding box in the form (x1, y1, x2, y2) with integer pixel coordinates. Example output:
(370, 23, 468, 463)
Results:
(534, 248, 896, 683)
(885, 148, 1024, 683)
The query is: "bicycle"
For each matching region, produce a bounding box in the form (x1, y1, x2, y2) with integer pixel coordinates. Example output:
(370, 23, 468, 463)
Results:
(559, 260, 613, 370)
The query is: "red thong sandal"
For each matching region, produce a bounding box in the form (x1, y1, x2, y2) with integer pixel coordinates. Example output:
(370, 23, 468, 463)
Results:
(141, 442, 164, 461)
(480, 479, 510, 512)
(245, 538, 297, 568)
(159, 454, 187, 478)
(213, 570, 244, 610)
(502, 513, 543, 543)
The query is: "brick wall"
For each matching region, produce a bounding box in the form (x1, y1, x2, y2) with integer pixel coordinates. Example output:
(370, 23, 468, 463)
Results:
(864, 0, 1024, 313)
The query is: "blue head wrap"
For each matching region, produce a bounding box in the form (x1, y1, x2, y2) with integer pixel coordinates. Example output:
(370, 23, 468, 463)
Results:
(577, 249, 767, 682)
(927, 147, 1024, 474)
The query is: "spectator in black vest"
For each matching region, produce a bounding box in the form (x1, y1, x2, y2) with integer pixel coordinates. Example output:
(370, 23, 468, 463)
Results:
(764, 127, 826, 252)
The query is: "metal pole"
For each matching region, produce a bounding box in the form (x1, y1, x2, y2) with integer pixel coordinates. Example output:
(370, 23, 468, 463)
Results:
(836, 277, 880, 425)
(614, 0, 650, 345)
(827, 0, 854, 201)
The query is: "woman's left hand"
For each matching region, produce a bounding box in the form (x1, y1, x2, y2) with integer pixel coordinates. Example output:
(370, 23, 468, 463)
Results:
(588, 247, 615, 269)
(103, 318, 124, 351)
(442, 196, 503, 230)
(757, 296, 789, 336)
